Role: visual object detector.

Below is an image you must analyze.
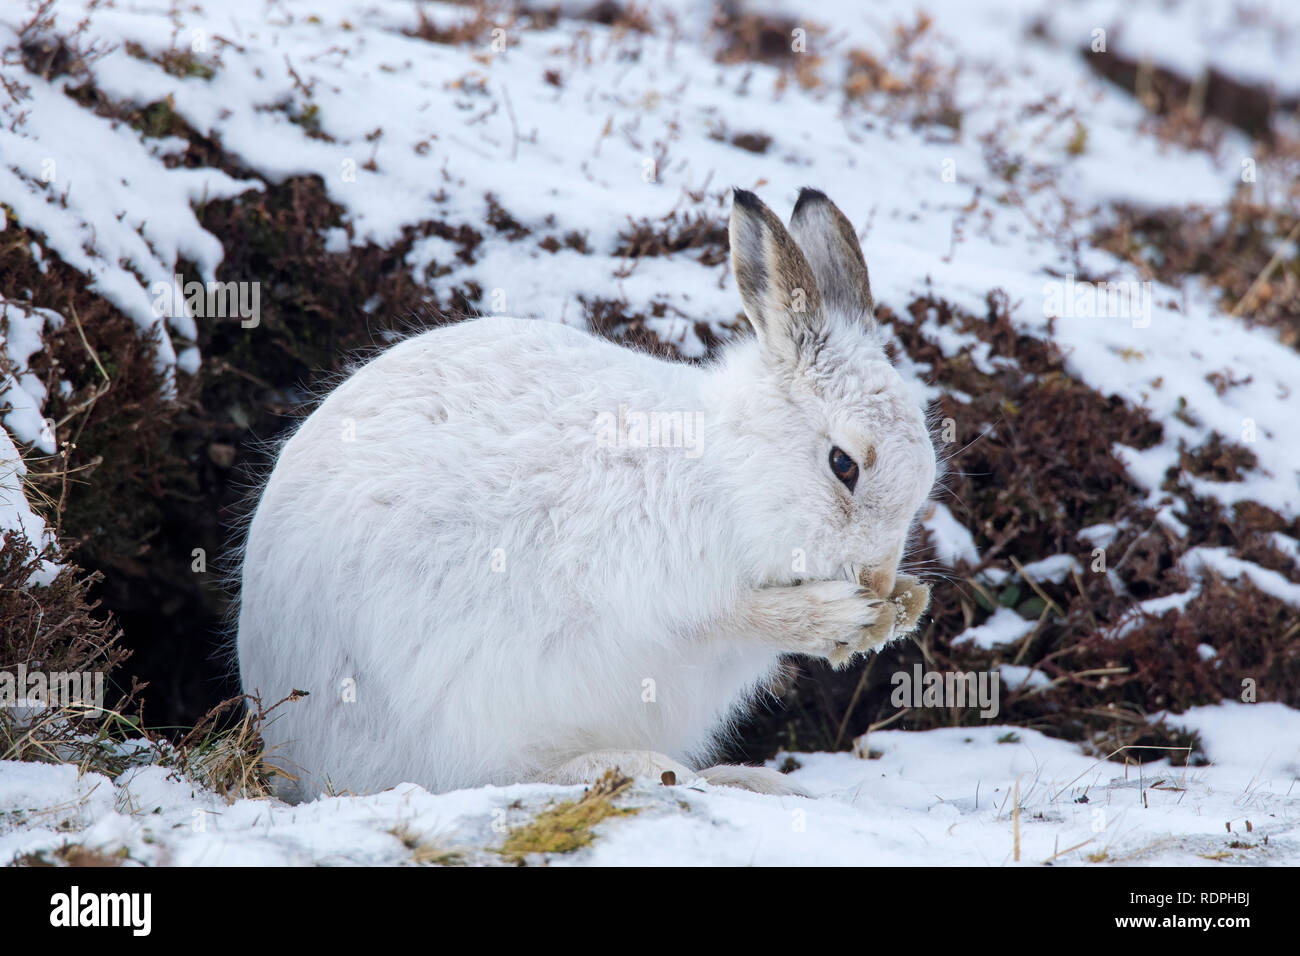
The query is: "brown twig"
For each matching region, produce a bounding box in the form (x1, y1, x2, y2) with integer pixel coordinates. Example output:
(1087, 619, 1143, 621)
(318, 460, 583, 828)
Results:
(1009, 554, 1065, 616)
(1232, 219, 1300, 317)
(832, 652, 877, 750)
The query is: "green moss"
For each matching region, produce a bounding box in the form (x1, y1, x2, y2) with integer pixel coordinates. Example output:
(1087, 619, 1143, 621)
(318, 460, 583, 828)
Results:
(498, 771, 639, 863)
(1067, 121, 1088, 155)
(132, 99, 183, 139)
(124, 41, 215, 81)
(289, 102, 322, 135)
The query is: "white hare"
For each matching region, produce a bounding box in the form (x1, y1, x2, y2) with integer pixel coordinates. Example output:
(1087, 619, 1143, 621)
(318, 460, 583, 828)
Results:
(237, 188, 937, 801)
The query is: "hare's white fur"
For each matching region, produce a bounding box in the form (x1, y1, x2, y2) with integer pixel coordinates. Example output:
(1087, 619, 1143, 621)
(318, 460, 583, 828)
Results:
(237, 190, 936, 800)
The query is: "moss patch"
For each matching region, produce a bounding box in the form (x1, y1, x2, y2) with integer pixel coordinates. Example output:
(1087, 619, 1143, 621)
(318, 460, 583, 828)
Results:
(498, 770, 638, 863)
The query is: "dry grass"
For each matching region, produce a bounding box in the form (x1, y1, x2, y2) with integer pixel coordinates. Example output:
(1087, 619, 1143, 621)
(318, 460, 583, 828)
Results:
(615, 211, 729, 267)
(11, 842, 129, 867)
(0, 515, 293, 801)
(1094, 197, 1300, 348)
(498, 769, 638, 863)
(405, 2, 504, 47)
(164, 691, 305, 802)
(1081, 43, 1287, 146)
(390, 822, 465, 866)
(1, 685, 297, 805)
(843, 13, 962, 132)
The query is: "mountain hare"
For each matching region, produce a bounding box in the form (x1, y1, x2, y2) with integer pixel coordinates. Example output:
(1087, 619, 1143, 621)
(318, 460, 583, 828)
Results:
(237, 188, 937, 800)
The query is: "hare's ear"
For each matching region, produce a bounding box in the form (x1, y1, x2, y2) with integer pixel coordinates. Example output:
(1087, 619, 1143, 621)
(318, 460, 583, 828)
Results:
(729, 188, 824, 364)
(788, 188, 874, 325)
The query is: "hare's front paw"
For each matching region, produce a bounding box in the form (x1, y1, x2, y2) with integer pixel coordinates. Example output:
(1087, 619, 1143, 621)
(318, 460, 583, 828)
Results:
(776, 579, 888, 670)
(853, 573, 934, 656)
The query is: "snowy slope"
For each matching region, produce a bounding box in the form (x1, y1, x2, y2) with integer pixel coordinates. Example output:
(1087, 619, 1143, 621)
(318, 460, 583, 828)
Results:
(3, 0, 1297, 543)
(3, 709, 1296, 866)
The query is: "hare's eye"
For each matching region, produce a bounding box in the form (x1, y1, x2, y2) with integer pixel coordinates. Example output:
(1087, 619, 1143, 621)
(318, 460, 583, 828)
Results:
(829, 446, 859, 493)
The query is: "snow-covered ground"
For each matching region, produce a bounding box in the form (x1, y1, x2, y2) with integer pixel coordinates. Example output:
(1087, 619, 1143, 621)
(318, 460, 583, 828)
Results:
(4, 0, 1298, 545)
(2, 703, 1296, 866)
(1, 0, 1298, 865)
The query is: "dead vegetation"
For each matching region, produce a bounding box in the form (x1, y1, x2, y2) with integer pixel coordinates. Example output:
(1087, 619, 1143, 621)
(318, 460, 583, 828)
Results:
(0, 530, 142, 779)
(1, 518, 288, 802)
(498, 769, 638, 863)
(1094, 197, 1300, 347)
(405, 2, 505, 47)
(843, 13, 962, 133)
(406, 0, 654, 48)
(6, 0, 105, 96)
(713, 1, 804, 65)
(12, 843, 130, 867)
(390, 822, 466, 865)
(581, 294, 731, 360)
(1081, 42, 1293, 146)
(161, 691, 302, 801)
(0, 533, 126, 686)
(614, 210, 730, 267)
(123, 40, 216, 81)
(712, 1, 826, 90)
(2, 212, 230, 731)
(558, 2, 653, 35)
(1, 0, 1296, 795)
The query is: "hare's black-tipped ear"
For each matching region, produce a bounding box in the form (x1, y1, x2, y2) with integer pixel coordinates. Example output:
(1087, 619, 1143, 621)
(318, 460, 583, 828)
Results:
(788, 188, 874, 325)
(729, 188, 824, 363)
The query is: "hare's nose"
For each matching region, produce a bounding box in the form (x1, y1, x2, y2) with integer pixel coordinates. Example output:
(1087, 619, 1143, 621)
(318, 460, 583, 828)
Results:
(865, 568, 896, 599)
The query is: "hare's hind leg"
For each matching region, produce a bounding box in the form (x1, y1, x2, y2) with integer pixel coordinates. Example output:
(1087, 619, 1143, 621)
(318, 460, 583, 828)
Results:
(542, 750, 694, 786)
(542, 752, 809, 796)
(698, 765, 810, 796)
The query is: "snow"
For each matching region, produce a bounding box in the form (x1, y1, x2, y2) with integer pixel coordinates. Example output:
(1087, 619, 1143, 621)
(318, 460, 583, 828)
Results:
(1164, 702, 1300, 778)
(2, 715, 1295, 866)
(999, 663, 1053, 691)
(2, 0, 1298, 526)
(953, 606, 1036, 649)
(1018, 553, 1083, 584)
(922, 501, 981, 566)
(0, 431, 46, 560)
(0, 55, 257, 377)
(1040, 0, 1300, 96)
(0, 299, 60, 581)
(1108, 585, 1202, 640)
(0, 299, 60, 452)
(1181, 547, 1300, 610)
